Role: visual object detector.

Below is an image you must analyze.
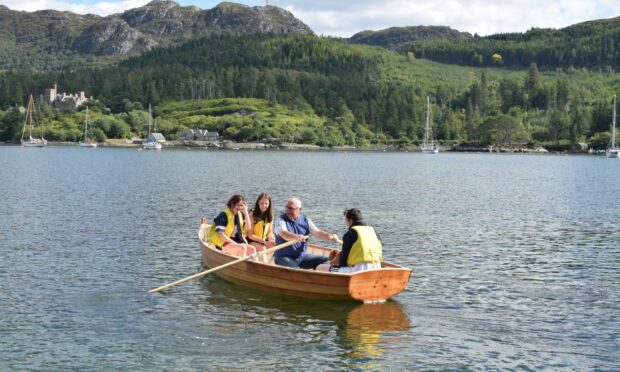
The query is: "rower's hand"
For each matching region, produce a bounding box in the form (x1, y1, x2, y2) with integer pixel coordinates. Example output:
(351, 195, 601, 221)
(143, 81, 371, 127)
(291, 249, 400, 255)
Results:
(329, 234, 339, 242)
(296, 235, 308, 242)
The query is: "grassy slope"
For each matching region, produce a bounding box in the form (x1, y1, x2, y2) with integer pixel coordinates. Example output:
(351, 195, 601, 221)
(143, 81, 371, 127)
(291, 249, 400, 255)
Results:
(376, 45, 620, 95)
(159, 98, 325, 141)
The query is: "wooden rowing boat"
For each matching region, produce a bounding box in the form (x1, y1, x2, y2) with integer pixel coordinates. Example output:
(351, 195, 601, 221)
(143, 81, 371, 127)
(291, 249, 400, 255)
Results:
(198, 223, 412, 303)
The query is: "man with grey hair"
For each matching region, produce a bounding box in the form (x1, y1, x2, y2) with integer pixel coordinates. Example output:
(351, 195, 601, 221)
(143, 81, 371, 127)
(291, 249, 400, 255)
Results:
(273, 197, 339, 269)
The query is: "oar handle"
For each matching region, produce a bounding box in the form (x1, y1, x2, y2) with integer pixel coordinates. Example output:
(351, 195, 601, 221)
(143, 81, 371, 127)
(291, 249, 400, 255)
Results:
(148, 236, 306, 293)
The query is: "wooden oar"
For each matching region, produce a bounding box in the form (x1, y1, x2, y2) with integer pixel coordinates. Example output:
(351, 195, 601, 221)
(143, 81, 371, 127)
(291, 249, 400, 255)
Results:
(148, 236, 305, 293)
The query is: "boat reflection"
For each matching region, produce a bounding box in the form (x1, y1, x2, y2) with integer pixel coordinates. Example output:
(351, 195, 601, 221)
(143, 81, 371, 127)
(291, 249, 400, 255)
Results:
(199, 276, 410, 360)
(338, 301, 411, 360)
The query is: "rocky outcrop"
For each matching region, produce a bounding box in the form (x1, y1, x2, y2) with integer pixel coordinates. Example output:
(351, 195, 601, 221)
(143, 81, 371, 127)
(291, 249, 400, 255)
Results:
(199, 2, 313, 34)
(120, 0, 200, 36)
(0, 0, 314, 61)
(74, 18, 158, 55)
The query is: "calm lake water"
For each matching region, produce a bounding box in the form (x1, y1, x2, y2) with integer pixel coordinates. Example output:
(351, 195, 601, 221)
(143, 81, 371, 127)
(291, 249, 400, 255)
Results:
(1, 146, 619, 370)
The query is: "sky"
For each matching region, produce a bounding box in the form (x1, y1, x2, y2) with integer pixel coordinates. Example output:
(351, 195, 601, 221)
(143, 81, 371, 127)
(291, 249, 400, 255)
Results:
(1, 0, 619, 37)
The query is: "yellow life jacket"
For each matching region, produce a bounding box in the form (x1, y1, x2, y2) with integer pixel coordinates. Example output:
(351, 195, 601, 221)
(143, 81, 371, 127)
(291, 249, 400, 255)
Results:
(207, 207, 245, 247)
(347, 226, 382, 266)
(253, 218, 271, 240)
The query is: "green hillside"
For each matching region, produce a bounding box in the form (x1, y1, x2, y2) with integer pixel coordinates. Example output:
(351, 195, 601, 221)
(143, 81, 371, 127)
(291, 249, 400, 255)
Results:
(400, 18, 620, 69)
(1, 33, 618, 149)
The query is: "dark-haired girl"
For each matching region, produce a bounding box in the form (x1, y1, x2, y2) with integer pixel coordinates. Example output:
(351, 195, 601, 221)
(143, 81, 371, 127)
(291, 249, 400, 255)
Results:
(207, 194, 256, 258)
(247, 193, 276, 263)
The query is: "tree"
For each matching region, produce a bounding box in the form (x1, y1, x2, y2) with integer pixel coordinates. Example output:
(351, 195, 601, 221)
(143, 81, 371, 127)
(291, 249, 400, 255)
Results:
(570, 104, 588, 143)
(555, 79, 570, 111)
(498, 78, 522, 113)
(300, 127, 318, 144)
(524, 63, 540, 97)
(549, 109, 569, 142)
(0, 109, 23, 142)
(478, 114, 528, 145)
(491, 53, 504, 65)
(147, 81, 160, 105)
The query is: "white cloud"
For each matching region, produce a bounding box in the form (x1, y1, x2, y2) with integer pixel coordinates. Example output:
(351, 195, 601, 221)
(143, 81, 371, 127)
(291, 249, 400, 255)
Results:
(1, 0, 619, 36)
(1, 0, 150, 15)
(279, 0, 620, 37)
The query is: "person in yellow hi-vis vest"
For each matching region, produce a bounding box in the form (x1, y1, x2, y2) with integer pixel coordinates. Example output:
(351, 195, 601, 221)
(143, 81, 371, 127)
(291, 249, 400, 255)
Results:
(247, 192, 276, 263)
(332, 208, 382, 273)
(207, 194, 256, 258)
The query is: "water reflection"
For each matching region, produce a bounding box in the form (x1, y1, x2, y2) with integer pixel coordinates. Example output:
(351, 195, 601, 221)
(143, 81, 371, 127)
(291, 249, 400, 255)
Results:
(199, 276, 410, 360)
(338, 301, 410, 360)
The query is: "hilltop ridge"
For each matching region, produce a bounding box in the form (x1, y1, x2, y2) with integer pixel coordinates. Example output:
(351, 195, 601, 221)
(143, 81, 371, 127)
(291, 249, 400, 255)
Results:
(0, 1, 313, 70)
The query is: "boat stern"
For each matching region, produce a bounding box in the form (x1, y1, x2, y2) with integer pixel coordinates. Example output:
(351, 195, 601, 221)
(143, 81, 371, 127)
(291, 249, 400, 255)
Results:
(348, 268, 412, 303)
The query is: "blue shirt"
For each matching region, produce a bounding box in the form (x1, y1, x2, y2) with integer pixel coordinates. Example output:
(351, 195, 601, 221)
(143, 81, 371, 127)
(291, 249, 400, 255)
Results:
(274, 213, 312, 259)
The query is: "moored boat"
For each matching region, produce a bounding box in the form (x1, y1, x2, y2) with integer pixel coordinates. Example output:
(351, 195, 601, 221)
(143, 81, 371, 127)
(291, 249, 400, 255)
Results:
(79, 107, 97, 148)
(143, 104, 162, 150)
(421, 96, 439, 154)
(198, 223, 412, 303)
(20, 95, 47, 147)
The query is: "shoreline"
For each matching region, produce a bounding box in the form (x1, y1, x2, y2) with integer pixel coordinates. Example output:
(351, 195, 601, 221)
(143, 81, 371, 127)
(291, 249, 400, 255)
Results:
(0, 140, 606, 155)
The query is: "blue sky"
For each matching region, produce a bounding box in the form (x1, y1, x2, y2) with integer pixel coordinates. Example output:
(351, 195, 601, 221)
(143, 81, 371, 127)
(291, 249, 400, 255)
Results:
(1, 0, 619, 37)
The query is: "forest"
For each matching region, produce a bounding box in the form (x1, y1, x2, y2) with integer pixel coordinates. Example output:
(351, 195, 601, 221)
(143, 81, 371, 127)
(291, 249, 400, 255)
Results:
(405, 18, 620, 69)
(0, 33, 618, 149)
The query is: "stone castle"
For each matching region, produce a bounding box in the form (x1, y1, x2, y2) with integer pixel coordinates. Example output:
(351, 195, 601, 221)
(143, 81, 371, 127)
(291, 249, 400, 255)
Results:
(43, 84, 89, 112)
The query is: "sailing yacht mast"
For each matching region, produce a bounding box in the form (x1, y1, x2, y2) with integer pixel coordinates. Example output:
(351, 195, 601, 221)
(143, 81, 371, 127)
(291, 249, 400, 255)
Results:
(148, 104, 152, 137)
(143, 103, 161, 150)
(421, 96, 438, 153)
(20, 95, 47, 147)
(83, 107, 89, 142)
(612, 95, 617, 149)
(21, 95, 34, 140)
(424, 96, 430, 146)
(607, 94, 619, 158)
(79, 107, 97, 147)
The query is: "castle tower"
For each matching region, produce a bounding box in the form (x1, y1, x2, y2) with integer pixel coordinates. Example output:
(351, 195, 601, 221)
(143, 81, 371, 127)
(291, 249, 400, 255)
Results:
(43, 83, 57, 105)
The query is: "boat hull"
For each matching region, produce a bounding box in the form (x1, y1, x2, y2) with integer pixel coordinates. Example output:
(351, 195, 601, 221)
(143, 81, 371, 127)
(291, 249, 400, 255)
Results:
(79, 142, 97, 148)
(606, 149, 619, 158)
(198, 224, 411, 302)
(21, 139, 47, 147)
(143, 142, 162, 150)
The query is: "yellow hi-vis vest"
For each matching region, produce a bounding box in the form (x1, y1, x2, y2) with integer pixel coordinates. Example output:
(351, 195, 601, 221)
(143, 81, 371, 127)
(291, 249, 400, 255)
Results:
(253, 219, 271, 240)
(347, 226, 383, 266)
(207, 208, 245, 247)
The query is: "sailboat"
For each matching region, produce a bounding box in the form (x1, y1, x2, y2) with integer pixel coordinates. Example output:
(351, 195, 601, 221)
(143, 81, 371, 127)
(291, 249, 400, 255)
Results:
(421, 96, 438, 154)
(143, 104, 161, 150)
(607, 95, 619, 158)
(79, 107, 97, 148)
(20, 95, 47, 147)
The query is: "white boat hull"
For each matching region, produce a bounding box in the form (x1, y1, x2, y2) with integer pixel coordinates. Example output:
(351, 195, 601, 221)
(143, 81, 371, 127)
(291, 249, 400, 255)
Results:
(79, 141, 97, 148)
(21, 139, 47, 147)
(606, 149, 620, 158)
(143, 142, 162, 150)
(422, 147, 439, 154)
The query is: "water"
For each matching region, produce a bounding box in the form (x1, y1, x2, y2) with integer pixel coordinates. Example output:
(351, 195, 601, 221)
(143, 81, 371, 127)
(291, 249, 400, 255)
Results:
(1, 146, 618, 370)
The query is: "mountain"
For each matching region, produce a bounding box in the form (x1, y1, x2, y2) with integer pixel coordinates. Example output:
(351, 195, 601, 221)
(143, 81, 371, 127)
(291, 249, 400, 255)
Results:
(349, 26, 472, 50)
(0, 0, 313, 70)
(349, 17, 620, 69)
